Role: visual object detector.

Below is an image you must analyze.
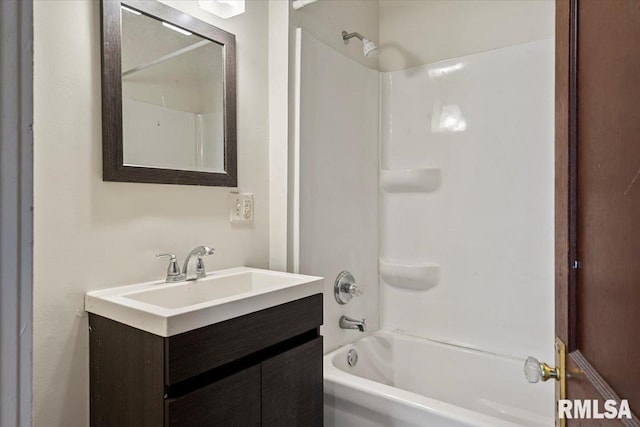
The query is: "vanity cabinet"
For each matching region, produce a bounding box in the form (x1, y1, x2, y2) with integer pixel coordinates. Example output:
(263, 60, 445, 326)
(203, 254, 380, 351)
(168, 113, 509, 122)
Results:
(89, 294, 323, 427)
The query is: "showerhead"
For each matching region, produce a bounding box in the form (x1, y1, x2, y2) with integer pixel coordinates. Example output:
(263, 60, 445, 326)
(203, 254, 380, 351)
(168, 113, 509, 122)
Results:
(361, 38, 378, 57)
(342, 30, 379, 57)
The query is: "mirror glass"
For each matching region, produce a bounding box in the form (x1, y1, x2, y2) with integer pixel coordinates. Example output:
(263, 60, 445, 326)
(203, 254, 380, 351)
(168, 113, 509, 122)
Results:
(121, 7, 225, 172)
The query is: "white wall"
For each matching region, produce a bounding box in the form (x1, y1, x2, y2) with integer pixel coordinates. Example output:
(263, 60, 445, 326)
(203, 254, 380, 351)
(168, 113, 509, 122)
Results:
(288, 0, 381, 352)
(380, 39, 555, 362)
(122, 100, 224, 172)
(123, 99, 198, 169)
(291, 0, 379, 70)
(32, 1, 270, 425)
(296, 30, 379, 352)
(200, 111, 225, 172)
(268, 0, 290, 271)
(378, 0, 554, 72)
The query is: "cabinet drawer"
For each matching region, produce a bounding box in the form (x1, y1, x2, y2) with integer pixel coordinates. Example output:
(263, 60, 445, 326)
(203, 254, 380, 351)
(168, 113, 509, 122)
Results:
(165, 294, 323, 384)
(165, 365, 261, 427)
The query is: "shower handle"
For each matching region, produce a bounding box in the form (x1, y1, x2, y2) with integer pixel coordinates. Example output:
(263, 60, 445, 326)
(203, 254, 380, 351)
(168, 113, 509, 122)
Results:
(334, 271, 364, 304)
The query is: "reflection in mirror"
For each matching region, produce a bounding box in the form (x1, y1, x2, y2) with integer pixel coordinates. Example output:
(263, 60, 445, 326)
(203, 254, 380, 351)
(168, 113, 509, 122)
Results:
(121, 7, 224, 172)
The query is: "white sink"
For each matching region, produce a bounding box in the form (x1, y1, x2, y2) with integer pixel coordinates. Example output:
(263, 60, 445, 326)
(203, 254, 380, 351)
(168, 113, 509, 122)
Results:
(85, 267, 323, 337)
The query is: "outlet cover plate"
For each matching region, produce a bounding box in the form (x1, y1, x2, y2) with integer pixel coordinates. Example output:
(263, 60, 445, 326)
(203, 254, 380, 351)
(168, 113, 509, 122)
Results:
(229, 192, 254, 223)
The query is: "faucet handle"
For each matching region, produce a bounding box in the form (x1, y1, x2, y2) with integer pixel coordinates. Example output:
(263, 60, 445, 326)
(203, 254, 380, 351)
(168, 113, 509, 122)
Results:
(195, 247, 215, 279)
(334, 271, 363, 304)
(196, 255, 206, 279)
(156, 253, 183, 282)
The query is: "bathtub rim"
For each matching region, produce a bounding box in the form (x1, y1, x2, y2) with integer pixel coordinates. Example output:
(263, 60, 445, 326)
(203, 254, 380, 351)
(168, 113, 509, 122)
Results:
(324, 330, 550, 427)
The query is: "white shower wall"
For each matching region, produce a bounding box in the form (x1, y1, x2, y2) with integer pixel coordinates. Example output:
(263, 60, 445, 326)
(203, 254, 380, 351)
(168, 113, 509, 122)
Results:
(123, 99, 197, 170)
(380, 40, 555, 362)
(295, 29, 379, 352)
(122, 100, 224, 172)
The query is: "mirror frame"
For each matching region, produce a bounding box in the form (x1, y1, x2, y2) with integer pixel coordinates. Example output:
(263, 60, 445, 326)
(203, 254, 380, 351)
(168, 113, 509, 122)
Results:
(100, 0, 237, 186)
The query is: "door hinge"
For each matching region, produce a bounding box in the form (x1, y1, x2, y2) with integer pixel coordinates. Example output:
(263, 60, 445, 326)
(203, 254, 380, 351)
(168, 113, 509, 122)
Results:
(571, 259, 579, 269)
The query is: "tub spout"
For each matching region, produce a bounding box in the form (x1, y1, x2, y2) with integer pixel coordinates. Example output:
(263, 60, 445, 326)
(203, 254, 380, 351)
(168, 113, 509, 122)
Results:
(340, 315, 366, 332)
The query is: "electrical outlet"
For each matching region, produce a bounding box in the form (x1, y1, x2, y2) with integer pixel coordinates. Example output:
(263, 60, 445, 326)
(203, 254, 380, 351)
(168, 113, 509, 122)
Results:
(229, 192, 254, 223)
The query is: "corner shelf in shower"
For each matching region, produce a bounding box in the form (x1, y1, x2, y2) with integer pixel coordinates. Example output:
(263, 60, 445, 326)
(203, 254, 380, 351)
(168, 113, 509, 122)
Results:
(380, 168, 441, 193)
(379, 259, 439, 291)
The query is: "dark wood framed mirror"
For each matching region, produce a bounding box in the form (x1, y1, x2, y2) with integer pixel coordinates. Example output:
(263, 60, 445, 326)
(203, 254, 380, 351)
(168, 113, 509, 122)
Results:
(101, 0, 237, 186)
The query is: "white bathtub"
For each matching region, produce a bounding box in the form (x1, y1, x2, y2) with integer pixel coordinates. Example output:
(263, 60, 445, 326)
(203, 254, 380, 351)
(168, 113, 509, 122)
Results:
(324, 331, 554, 427)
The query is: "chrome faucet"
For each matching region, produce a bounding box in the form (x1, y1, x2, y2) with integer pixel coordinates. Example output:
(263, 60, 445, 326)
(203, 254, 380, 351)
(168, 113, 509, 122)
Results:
(339, 315, 366, 332)
(183, 245, 215, 281)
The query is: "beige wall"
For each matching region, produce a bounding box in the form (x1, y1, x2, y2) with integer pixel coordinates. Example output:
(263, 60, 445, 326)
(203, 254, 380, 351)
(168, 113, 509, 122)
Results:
(292, 0, 379, 69)
(269, 0, 290, 271)
(32, 1, 270, 425)
(378, 0, 554, 72)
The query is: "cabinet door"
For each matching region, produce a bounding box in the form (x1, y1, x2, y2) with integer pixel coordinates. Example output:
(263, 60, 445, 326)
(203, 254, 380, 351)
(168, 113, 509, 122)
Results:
(165, 365, 261, 427)
(262, 337, 323, 427)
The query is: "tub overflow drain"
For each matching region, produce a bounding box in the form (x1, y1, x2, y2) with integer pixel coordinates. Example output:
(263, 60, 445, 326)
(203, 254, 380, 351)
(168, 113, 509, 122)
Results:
(347, 349, 358, 367)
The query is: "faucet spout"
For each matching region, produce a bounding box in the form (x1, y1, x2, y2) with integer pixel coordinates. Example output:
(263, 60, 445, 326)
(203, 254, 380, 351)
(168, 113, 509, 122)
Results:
(183, 245, 215, 281)
(339, 315, 366, 332)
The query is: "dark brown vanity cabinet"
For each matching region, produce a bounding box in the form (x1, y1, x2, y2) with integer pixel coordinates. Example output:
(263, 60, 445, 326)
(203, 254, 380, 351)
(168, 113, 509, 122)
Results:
(89, 294, 323, 427)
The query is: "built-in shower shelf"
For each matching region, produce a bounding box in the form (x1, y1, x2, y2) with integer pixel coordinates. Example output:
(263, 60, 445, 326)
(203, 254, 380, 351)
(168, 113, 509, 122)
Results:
(380, 168, 441, 193)
(379, 259, 439, 291)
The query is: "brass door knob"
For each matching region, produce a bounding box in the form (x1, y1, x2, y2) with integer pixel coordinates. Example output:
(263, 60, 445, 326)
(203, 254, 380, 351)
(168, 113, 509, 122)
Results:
(524, 356, 559, 382)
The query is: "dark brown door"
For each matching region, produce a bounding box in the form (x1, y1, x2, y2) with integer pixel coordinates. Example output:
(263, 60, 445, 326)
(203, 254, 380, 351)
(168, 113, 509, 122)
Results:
(556, 0, 640, 425)
(164, 365, 261, 427)
(261, 337, 323, 427)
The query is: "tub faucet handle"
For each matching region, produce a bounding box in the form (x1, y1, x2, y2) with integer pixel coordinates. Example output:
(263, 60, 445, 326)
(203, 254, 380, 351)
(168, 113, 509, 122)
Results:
(335, 271, 364, 304)
(348, 283, 364, 297)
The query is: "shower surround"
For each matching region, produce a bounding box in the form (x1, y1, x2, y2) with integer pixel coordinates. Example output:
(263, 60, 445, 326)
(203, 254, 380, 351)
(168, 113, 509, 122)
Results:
(294, 29, 380, 353)
(295, 28, 554, 362)
(379, 39, 555, 363)
(294, 22, 555, 425)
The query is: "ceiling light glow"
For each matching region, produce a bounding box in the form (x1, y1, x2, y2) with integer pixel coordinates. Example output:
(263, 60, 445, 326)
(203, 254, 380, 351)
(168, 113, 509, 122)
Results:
(198, 0, 245, 19)
(161, 22, 192, 36)
(121, 5, 141, 15)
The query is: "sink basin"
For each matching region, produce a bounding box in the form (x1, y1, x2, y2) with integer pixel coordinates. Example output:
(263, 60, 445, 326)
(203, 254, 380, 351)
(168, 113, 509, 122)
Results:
(85, 267, 323, 337)
(124, 271, 302, 309)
